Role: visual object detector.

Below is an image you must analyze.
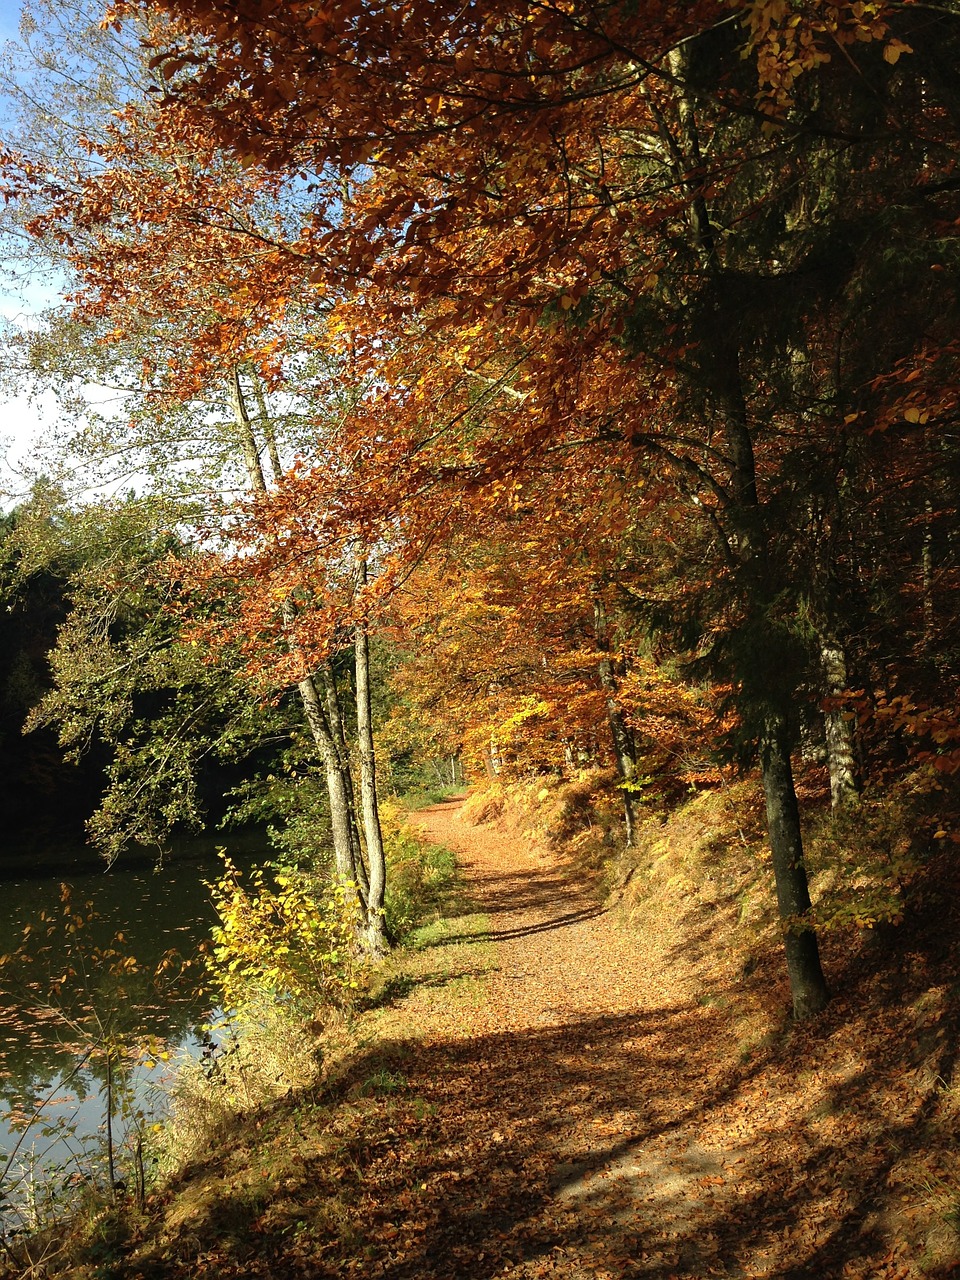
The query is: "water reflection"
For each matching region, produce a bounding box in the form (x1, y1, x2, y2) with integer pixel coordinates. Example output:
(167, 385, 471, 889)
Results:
(0, 847, 264, 1212)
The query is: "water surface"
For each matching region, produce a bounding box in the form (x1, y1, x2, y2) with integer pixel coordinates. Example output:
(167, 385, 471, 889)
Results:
(0, 845, 265, 1211)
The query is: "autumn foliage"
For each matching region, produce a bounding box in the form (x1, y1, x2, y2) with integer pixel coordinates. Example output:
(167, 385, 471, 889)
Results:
(0, 0, 958, 1017)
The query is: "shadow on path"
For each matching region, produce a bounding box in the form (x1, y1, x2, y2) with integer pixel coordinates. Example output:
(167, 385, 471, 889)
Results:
(136, 985, 941, 1280)
(117, 801, 959, 1280)
(435, 900, 607, 945)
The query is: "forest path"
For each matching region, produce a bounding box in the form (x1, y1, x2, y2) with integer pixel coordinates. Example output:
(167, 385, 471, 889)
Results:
(358, 797, 780, 1279)
(409, 794, 700, 1037)
(109, 795, 932, 1280)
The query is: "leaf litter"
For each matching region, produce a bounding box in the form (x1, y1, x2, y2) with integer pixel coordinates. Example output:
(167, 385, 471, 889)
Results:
(28, 795, 960, 1279)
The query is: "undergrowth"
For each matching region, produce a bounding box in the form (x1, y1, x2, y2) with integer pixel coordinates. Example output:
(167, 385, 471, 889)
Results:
(395, 781, 468, 812)
(461, 767, 624, 877)
(158, 814, 464, 1176)
(0, 811, 471, 1279)
(380, 801, 462, 942)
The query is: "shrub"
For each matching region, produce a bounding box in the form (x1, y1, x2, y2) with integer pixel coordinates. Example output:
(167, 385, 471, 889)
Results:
(380, 803, 460, 942)
(206, 858, 363, 1022)
(805, 788, 926, 930)
(156, 859, 365, 1172)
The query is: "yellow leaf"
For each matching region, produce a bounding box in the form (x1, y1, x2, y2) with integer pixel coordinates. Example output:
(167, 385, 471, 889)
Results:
(883, 40, 913, 64)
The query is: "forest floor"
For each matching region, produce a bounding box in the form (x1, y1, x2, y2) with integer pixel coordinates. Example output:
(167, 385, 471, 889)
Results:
(26, 792, 960, 1280)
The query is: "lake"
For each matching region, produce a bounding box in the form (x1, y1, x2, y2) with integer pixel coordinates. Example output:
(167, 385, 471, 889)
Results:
(0, 844, 267, 1224)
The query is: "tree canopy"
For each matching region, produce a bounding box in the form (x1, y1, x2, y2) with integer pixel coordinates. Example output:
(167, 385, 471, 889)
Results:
(0, 0, 956, 1012)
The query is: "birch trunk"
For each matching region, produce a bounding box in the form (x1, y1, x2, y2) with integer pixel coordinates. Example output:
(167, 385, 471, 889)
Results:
(355, 560, 388, 955)
(230, 372, 361, 891)
(820, 637, 860, 810)
(294, 660, 361, 886)
(318, 659, 369, 899)
(594, 601, 638, 845)
(922, 492, 935, 651)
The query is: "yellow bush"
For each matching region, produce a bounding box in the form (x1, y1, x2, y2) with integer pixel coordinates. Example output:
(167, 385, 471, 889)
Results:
(207, 858, 363, 1022)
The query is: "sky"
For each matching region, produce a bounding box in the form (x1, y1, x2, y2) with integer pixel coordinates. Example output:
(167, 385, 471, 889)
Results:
(0, 0, 20, 43)
(0, 0, 68, 501)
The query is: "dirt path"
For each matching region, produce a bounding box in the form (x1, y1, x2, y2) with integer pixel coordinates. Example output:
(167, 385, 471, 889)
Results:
(354, 799, 780, 1279)
(338, 796, 923, 1280)
(409, 796, 699, 1035)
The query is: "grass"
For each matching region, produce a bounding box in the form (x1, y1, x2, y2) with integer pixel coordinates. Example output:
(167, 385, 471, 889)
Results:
(0, 810, 492, 1280)
(16, 769, 960, 1278)
(360, 903, 496, 1035)
(395, 782, 469, 812)
(381, 803, 467, 942)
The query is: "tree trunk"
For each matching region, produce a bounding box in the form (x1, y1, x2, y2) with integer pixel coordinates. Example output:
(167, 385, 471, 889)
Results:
(820, 637, 860, 810)
(594, 600, 638, 846)
(230, 368, 268, 490)
(355, 560, 388, 956)
(922, 491, 935, 651)
(247, 362, 284, 483)
(760, 712, 830, 1019)
(599, 665, 638, 847)
(318, 659, 369, 898)
(230, 372, 362, 894)
(294, 659, 361, 888)
(650, 49, 831, 1018)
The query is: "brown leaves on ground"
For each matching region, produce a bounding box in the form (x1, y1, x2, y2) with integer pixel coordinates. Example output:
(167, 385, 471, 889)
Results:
(37, 795, 960, 1280)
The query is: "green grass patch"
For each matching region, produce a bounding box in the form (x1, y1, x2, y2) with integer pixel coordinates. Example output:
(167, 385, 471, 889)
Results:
(407, 907, 489, 951)
(360, 905, 495, 1024)
(395, 783, 469, 811)
(381, 805, 466, 943)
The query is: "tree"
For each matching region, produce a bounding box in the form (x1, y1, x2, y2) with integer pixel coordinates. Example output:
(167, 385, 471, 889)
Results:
(5, 489, 281, 858)
(100, 0, 960, 1018)
(0, 497, 112, 854)
(0, 1, 392, 951)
